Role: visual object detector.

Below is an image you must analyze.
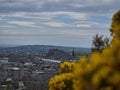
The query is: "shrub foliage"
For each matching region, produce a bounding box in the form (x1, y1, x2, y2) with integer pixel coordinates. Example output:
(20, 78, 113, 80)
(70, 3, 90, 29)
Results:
(49, 10, 120, 90)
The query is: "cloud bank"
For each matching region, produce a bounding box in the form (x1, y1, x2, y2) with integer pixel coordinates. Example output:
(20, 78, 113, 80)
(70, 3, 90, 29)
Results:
(0, 0, 120, 47)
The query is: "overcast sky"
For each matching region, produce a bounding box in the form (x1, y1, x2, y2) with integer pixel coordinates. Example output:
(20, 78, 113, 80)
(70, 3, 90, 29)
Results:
(0, 0, 120, 47)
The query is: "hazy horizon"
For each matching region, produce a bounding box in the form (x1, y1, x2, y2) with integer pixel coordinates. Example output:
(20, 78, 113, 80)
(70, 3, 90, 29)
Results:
(0, 44, 92, 48)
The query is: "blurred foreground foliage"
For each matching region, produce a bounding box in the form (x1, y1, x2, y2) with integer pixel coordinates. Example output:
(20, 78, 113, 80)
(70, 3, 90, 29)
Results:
(49, 62, 74, 90)
(49, 10, 120, 90)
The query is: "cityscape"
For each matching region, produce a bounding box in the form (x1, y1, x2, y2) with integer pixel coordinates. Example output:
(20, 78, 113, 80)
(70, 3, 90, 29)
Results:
(0, 0, 120, 90)
(0, 45, 90, 90)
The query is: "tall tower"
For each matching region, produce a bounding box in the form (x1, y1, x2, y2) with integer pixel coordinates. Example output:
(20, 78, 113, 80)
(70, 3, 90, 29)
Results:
(20, 64, 24, 80)
(72, 48, 75, 57)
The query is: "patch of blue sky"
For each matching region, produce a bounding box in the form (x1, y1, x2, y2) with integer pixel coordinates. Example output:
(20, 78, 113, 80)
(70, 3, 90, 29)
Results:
(2, 16, 36, 22)
(89, 16, 111, 24)
(0, 20, 6, 25)
(53, 14, 76, 24)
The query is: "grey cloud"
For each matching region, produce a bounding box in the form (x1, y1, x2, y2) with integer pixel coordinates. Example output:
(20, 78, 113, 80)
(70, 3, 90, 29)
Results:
(0, 0, 116, 47)
(0, 0, 120, 14)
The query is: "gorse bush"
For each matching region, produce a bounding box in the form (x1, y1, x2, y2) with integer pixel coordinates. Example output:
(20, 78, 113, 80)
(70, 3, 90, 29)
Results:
(60, 61, 74, 74)
(49, 62, 74, 90)
(73, 10, 120, 90)
(49, 73, 73, 90)
(49, 10, 120, 90)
